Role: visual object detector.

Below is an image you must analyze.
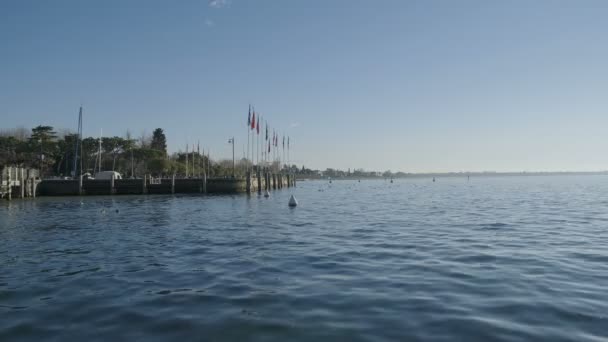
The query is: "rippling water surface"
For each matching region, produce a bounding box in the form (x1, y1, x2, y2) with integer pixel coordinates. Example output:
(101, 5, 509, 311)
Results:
(2, 176, 608, 341)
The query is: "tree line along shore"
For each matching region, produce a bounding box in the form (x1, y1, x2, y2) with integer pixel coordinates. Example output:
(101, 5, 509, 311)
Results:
(0, 125, 300, 179)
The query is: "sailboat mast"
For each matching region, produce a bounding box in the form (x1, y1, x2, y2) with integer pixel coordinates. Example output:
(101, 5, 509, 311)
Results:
(98, 128, 102, 173)
(72, 106, 82, 177)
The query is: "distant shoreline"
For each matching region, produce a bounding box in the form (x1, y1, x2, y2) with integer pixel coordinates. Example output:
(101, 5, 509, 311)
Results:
(297, 171, 608, 181)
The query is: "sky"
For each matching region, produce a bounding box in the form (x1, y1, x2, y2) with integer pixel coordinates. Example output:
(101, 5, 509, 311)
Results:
(1, 0, 608, 173)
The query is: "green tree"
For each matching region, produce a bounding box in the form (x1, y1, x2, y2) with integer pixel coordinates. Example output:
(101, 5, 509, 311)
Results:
(102, 136, 126, 171)
(151, 128, 167, 155)
(28, 126, 58, 175)
(148, 158, 170, 176)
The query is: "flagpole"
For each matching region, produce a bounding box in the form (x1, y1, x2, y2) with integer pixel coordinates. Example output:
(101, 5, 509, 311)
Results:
(252, 107, 255, 171)
(198, 144, 200, 177)
(247, 105, 251, 173)
(185, 144, 188, 178)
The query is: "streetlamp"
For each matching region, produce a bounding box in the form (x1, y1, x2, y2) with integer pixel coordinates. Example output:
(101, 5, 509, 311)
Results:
(228, 137, 235, 178)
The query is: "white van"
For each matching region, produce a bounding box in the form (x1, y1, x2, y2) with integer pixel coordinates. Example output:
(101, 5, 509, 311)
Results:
(94, 171, 122, 180)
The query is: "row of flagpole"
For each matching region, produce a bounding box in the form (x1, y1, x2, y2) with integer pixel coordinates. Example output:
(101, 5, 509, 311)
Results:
(247, 104, 291, 173)
(183, 141, 210, 178)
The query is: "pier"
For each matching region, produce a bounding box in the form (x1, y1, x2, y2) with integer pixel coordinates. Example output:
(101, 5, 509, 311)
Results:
(2, 167, 295, 200)
(0, 167, 41, 200)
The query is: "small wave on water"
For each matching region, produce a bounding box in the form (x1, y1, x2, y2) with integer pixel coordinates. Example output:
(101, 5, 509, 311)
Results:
(1, 176, 608, 341)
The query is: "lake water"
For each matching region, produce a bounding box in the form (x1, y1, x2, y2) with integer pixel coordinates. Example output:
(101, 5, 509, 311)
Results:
(1, 176, 608, 341)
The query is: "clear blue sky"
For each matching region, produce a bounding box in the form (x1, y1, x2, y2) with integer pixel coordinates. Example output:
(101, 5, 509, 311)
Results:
(1, 0, 607, 172)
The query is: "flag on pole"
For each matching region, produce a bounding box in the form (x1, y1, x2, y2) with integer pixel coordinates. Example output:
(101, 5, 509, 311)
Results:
(288, 136, 290, 149)
(256, 116, 260, 135)
(265, 122, 269, 140)
(283, 135, 285, 148)
(268, 140, 270, 153)
(248, 105, 251, 127)
(251, 110, 256, 130)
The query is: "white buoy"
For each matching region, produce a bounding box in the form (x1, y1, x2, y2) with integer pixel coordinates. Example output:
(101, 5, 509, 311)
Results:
(264, 190, 270, 198)
(288, 194, 298, 207)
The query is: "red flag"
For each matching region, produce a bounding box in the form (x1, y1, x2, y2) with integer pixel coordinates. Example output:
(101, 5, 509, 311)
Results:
(251, 110, 256, 130)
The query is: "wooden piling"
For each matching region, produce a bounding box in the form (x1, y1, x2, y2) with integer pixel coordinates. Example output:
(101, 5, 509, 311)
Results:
(19, 168, 24, 198)
(203, 173, 207, 194)
(246, 171, 251, 194)
(78, 175, 83, 195)
(257, 170, 262, 194)
(143, 175, 147, 194)
(171, 174, 175, 194)
(110, 174, 115, 194)
(7, 167, 11, 201)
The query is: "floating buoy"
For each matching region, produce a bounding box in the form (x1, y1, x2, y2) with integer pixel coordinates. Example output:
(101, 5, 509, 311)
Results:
(288, 195, 298, 207)
(264, 190, 270, 198)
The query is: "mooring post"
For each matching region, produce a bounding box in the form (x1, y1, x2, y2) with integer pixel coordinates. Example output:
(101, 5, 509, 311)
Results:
(246, 171, 252, 194)
(19, 168, 24, 198)
(171, 174, 175, 194)
(143, 174, 147, 194)
(7, 167, 11, 201)
(257, 170, 261, 194)
(203, 172, 207, 194)
(32, 174, 37, 198)
(79, 175, 83, 195)
(110, 174, 115, 195)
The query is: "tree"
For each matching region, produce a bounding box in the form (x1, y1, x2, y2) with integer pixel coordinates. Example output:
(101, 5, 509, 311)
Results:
(148, 158, 170, 176)
(29, 125, 57, 143)
(102, 136, 126, 171)
(28, 126, 58, 175)
(151, 128, 167, 155)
